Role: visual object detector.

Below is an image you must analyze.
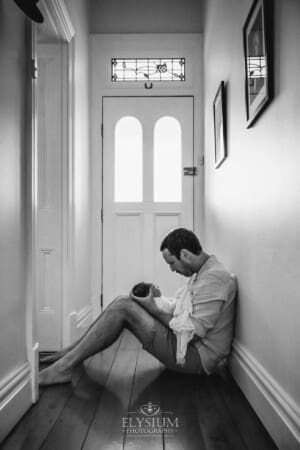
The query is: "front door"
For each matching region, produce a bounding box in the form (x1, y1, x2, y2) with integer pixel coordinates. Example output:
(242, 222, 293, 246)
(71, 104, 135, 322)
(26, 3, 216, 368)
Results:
(102, 97, 194, 307)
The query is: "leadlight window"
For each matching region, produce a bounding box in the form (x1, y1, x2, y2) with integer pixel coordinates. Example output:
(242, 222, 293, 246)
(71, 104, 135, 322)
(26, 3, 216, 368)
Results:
(111, 58, 185, 82)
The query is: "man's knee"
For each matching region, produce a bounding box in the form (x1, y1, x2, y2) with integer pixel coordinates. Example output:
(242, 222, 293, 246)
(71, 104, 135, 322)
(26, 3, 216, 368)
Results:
(110, 295, 133, 313)
(109, 295, 144, 322)
(112, 294, 129, 304)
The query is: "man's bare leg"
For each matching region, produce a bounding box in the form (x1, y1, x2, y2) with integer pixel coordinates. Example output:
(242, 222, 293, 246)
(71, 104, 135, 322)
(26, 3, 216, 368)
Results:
(39, 296, 160, 385)
(40, 339, 81, 364)
(39, 296, 126, 363)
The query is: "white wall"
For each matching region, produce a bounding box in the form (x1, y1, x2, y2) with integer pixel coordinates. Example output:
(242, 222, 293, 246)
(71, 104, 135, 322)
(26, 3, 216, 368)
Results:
(0, 0, 33, 440)
(64, 0, 92, 315)
(0, 0, 92, 438)
(89, 0, 203, 34)
(0, 0, 27, 379)
(203, 0, 300, 447)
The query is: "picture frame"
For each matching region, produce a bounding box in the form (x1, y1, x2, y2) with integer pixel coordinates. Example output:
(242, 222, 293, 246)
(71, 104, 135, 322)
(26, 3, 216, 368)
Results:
(243, 0, 273, 128)
(213, 81, 227, 169)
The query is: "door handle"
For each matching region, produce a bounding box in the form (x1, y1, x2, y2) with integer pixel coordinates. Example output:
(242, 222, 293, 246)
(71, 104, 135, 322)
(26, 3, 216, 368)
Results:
(183, 167, 197, 176)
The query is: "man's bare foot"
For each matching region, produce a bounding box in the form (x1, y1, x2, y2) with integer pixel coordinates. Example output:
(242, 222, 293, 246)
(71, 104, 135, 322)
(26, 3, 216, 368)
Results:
(39, 360, 73, 386)
(39, 349, 69, 364)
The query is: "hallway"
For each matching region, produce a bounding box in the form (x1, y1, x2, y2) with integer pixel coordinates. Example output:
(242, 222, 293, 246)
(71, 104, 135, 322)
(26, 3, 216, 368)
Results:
(1, 0, 300, 447)
(2, 332, 276, 450)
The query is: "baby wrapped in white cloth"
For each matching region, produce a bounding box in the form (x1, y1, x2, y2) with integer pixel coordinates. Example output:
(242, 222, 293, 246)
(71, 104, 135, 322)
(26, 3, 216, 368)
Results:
(131, 281, 196, 366)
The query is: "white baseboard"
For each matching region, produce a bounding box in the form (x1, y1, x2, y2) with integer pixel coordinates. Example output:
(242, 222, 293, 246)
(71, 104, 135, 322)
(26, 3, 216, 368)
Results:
(91, 293, 101, 319)
(77, 304, 93, 328)
(230, 339, 300, 450)
(0, 363, 32, 442)
(69, 304, 93, 344)
(30, 343, 39, 403)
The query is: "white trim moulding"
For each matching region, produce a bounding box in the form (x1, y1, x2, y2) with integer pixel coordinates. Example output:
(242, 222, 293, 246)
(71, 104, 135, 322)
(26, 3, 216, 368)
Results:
(0, 363, 30, 404)
(0, 363, 32, 441)
(39, 0, 75, 42)
(77, 305, 93, 329)
(231, 339, 300, 449)
(69, 305, 94, 344)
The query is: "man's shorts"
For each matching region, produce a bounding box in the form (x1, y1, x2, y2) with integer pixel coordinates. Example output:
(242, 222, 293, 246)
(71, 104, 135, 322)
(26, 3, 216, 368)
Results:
(142, 318, 204, 375)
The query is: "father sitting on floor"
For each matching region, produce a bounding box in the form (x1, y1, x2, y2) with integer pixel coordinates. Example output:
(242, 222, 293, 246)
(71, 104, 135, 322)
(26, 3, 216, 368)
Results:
(39, 228, 237, 385)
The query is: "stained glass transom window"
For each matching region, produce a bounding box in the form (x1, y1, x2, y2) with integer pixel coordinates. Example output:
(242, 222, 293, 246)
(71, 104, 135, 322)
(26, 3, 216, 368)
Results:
(111, 58, 185, 82)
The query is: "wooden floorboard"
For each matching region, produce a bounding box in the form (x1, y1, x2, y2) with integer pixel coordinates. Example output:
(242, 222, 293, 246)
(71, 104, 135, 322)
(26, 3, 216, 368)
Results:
(81, 332, 140, 450)
(1, 336, 122, 450)
(1, 331, 277, 450)
(39, 339, 121, 450)
(1, 365, 85, 450)
(123, 348, 164, 450)
(210, 373, 278, 450)
(194, 375, 249, 450)
(161, 370, 207, 450)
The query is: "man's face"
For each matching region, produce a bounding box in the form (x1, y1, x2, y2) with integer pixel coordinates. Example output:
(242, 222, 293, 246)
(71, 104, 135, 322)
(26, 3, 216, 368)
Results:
(162, 248, 193, 277)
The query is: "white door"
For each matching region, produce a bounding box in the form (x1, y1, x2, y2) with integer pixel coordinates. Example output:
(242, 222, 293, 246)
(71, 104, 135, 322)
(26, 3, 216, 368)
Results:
(36, 44, 64, 350)
(102, 97, 194, 307)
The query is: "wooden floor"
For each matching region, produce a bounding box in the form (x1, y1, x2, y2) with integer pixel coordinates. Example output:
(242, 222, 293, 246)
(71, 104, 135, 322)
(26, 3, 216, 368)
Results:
(2, 331, 277, 450)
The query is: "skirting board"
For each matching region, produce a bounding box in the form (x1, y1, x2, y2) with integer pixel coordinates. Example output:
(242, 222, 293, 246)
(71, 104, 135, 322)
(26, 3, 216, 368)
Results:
(230, 340, 300, 450)
(69, 304, 93, 344)
(30, 343, 39, 403)
(0, 363, 32, 442)
(91, 293, 101, 319)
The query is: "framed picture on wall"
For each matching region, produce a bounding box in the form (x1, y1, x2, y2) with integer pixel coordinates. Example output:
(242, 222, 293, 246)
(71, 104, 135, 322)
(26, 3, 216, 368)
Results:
(243, 0, 273, 127)
(213, 81, 227, 169)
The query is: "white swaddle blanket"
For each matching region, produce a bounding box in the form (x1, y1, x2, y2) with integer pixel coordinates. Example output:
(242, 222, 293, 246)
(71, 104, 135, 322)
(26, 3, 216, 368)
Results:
(163, 275, 197, 366)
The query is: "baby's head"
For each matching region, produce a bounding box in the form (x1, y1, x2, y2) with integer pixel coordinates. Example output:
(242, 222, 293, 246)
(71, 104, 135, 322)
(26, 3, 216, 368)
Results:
(132, 282, 152, 297)
(131, 282, 161, 298)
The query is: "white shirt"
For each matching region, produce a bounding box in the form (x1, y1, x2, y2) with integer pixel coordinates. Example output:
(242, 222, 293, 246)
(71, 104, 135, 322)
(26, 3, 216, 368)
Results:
(157, 256, 237, 374)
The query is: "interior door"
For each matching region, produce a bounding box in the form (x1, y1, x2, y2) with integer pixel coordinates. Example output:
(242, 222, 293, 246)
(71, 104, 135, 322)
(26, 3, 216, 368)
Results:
(36, 44, 64, 350)
(102, 96, 194, 307)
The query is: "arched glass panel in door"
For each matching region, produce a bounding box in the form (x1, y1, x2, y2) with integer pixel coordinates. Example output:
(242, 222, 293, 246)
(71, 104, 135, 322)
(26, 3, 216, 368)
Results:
(114, 116, 143, 202)
(154, 116, 182, 202)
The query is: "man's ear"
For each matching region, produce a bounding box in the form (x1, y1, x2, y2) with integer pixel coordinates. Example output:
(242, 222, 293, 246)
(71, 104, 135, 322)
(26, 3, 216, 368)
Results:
(180, 249, 191, 262)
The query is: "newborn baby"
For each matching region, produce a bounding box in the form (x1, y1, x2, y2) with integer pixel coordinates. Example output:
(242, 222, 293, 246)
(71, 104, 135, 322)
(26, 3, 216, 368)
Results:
(131, 282, 174, 313)
(131, 282, 196, 366)
(131, 282, 158, 298)
(130, 283, 195, 366)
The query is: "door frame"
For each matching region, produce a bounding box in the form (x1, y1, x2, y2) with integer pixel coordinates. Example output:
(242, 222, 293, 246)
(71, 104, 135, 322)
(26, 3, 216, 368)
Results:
(101, 94, 196, 309)
(28, 0, 75, 400)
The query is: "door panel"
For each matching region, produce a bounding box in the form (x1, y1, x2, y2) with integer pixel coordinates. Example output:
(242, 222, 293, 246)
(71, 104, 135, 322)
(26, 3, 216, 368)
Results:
(103, 97, 194, 307)
(36, 44, 63, 350)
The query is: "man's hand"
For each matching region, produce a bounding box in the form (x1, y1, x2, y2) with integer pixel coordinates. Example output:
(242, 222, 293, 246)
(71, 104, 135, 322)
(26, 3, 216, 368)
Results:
(130, 284, 156, 308)
(151, 285, 162, 297)
(131, 285, 173, 327)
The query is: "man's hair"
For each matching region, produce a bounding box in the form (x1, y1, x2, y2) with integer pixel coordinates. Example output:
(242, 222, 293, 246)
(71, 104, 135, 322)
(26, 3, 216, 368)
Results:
(160, 228, 202, 259)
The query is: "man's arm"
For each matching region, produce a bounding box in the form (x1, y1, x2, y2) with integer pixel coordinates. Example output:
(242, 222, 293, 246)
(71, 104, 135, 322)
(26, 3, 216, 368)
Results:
(131, 290, 174, 327)
(190, 300, 224, 338)
(189, 273, 234, 338)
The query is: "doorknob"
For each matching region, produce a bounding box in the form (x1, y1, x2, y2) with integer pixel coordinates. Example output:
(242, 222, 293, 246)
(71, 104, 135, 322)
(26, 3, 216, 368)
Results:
(183, 167, 197, 176)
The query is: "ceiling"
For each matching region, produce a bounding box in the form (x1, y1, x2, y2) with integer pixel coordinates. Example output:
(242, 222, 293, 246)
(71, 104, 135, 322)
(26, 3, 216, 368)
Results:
(89, 0, 204, 34)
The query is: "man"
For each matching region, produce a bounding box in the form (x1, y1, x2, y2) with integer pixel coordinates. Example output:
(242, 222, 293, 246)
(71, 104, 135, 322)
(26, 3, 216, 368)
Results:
(39, 228, 236, 385)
